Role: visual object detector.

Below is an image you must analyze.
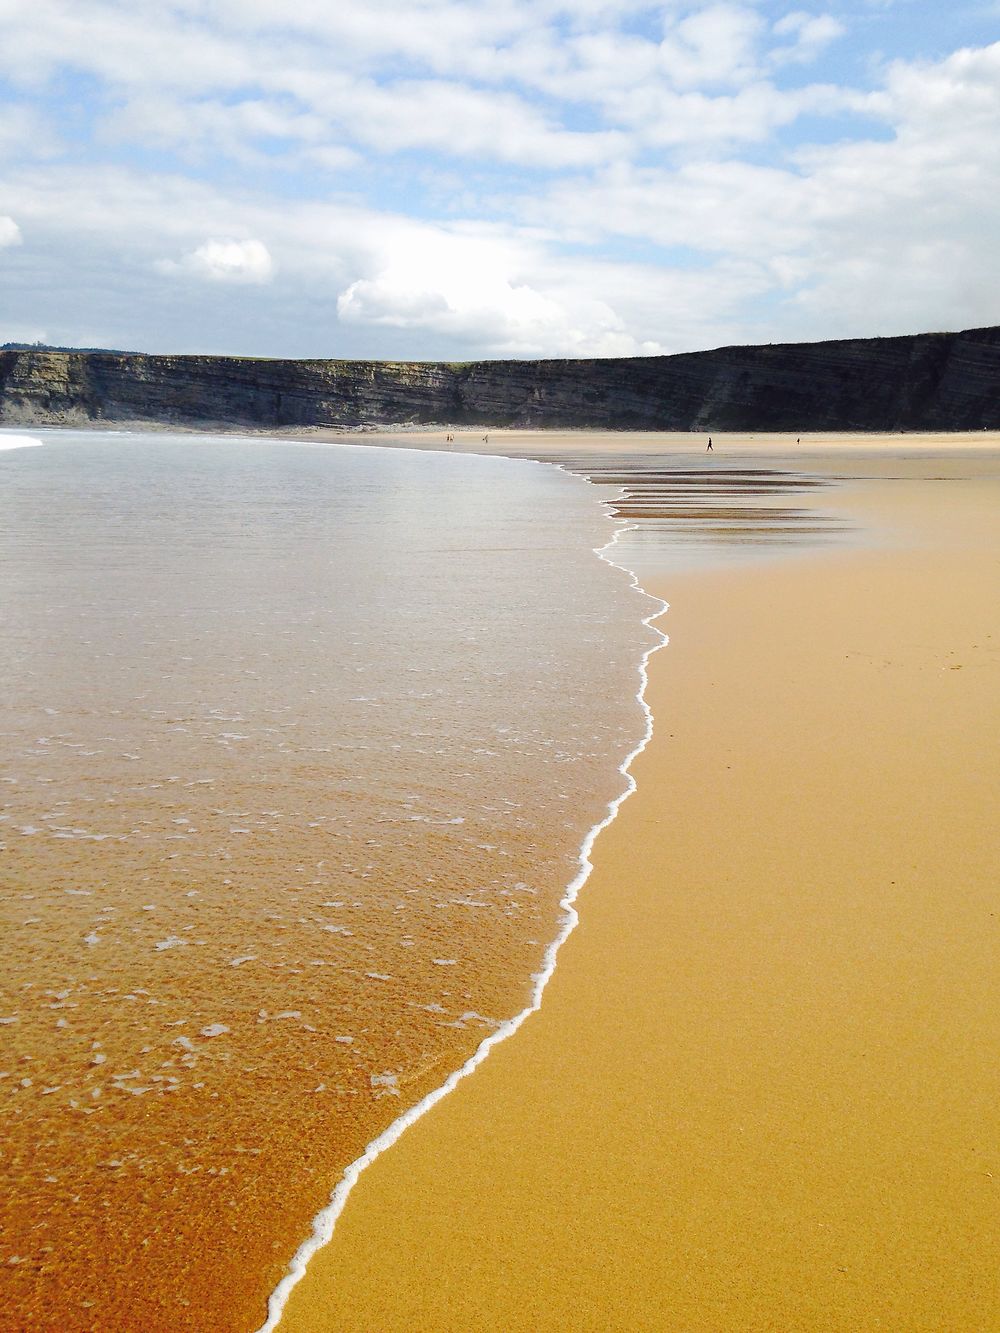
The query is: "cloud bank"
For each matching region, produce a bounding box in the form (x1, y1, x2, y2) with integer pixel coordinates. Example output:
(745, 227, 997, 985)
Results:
(0, 3, 998, 357)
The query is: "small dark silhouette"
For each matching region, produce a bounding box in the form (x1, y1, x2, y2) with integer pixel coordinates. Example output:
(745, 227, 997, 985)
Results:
(706, 436, 713, 452)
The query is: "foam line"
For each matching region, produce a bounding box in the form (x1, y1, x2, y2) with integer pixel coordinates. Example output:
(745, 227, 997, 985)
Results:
(0, 432, 44, 450)
(249, 454, 668, 1333)
(2, 423, 664, 1327)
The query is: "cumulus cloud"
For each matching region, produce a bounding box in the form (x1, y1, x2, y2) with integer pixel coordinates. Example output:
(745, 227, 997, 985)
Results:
(523, 39, 1000, 342)
(657, 4, 765, 90)
(771, 12, 845, 66)
(0, 5, 998, 357)
(269, 70, 628, 168)
(335, 222, 658, 355)
(0, 0, 844, 167)
(158, 238, 274, 284)
(0, 164, 664, 355)
(0, 216, 22, 247)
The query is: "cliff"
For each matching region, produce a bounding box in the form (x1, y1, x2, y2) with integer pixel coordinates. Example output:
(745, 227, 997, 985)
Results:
(1, 325, 998, 432)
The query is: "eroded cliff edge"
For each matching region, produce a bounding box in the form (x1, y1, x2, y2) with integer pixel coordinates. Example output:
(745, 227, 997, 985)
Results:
(2, 325, 998, 431)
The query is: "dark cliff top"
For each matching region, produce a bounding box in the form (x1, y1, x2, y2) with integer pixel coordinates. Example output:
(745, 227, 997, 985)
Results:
(3, 324, 998, 431)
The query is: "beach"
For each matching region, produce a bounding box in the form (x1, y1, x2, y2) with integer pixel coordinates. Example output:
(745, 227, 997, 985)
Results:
(275, 435, 1000, 1331)
(0, 432, 654, 1332)
(6, 0, 999, 1324)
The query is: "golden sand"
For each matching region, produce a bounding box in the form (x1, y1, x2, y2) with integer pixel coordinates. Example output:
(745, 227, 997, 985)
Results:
(277, 441, 1000, 1331)
(0, 438, 649, 1332)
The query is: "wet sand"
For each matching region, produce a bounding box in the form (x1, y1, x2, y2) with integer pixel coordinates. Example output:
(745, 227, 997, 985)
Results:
(0, 435, 652, 1332)
(277, 439, 1000, 1331)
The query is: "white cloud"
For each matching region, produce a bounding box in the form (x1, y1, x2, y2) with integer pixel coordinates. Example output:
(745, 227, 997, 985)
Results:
(0, 1, 256, 92)
(0, 163, 660, 354)
(0, 0, 840, 168)
(771, 13, 845, 66)
(524, 159, 813, 256)
(101, 95, 343, 168)
(335, 221, 659, 355)
(286, 72, 629, 167)
(0, 6, 998, 357)
(158, 238, 275, 284)
(522, 39, 1000, 342)
(0, 103, 59, 162)
(658, 5, 766, 90)
(599, 78, 845, 147)
(0, 216, 23, 247)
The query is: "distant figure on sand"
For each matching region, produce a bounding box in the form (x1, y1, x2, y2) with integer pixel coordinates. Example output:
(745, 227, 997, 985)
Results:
(707, 436, 713, 452)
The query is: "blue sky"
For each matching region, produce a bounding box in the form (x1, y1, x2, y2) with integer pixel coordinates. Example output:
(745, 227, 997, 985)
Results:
(1, 0, 998, 358)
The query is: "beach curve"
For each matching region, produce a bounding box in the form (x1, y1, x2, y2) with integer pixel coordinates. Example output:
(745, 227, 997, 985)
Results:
(255, 462, 669, 1333)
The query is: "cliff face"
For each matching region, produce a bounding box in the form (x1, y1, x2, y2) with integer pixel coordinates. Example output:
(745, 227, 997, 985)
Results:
(2, 325, 998, 432)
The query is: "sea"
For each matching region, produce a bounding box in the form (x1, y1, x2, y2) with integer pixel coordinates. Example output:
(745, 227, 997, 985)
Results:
(0, 429, 659, 1332)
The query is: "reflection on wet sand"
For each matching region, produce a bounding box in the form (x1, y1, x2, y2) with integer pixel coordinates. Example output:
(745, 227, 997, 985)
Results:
(271, 434, 1000, 1333)
(534, 455, 850, 548)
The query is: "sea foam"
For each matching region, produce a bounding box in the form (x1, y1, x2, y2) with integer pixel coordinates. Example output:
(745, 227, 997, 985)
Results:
(3, 429, 660, 1327)
(255, 460, 668, 1333)
(0, 433, 44, 451)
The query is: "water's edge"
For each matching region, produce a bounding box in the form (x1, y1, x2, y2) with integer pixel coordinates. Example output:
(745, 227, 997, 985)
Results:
(249, 448, 669, 1333)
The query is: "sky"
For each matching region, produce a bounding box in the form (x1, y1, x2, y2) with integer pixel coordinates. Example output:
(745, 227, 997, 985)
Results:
(1, 0, 998, 360)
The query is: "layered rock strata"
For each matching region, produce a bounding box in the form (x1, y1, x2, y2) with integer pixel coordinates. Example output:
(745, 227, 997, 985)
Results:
(1, 324, 998, 431)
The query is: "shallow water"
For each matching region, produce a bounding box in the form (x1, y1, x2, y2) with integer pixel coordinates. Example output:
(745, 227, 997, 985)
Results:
(0, 431, 657, 1331)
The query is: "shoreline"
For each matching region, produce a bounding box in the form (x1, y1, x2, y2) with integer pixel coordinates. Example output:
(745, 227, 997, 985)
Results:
(274, 440, 1000, 1331)
(8, 427, 999, 1328)
(7, 421, 1000, 450)
(255, 498, 669, 1332)
(1, 431, 656, 1333)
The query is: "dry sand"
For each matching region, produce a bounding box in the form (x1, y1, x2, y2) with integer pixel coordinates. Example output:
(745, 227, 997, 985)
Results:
(276, 438, 1000, 1332)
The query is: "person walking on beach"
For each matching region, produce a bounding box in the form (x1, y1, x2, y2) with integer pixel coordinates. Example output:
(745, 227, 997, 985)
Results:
(707, 436, 713, 452)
